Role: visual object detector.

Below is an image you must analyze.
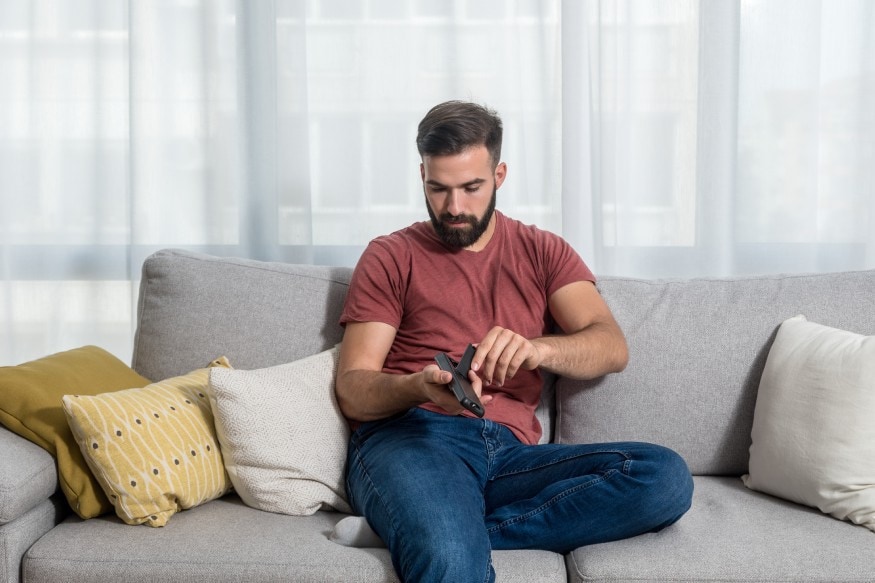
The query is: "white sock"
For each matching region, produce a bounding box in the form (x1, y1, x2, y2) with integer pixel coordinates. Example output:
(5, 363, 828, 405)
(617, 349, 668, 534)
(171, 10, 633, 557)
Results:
(328, 516, 386, 548)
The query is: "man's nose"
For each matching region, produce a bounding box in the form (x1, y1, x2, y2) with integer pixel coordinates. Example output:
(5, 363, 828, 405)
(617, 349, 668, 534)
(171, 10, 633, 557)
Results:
(446, 190, 464, 216)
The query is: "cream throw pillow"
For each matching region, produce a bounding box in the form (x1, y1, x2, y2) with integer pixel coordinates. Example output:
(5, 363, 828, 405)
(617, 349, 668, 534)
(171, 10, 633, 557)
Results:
(63, 358, 233, 527)
(208, 346, 351, 515)
(743, 315, 875, 532)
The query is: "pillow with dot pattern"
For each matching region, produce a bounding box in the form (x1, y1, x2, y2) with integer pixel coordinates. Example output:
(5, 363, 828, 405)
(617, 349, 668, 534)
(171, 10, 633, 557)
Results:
(62, 357, 233, 527)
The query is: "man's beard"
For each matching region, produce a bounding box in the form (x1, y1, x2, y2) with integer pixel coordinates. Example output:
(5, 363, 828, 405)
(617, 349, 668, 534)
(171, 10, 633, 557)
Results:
(426, 188, 497, 249)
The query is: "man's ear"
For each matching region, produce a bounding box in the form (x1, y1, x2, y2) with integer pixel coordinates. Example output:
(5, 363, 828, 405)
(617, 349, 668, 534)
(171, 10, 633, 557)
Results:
(494, 162, 507, 189)
(420, 162, 425, 182)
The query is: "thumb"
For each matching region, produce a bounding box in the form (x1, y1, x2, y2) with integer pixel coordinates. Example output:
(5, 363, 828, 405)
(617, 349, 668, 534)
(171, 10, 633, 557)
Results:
(423, 363, 451, 385)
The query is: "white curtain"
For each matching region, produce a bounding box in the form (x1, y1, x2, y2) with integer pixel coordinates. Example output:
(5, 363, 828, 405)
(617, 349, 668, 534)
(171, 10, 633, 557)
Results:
(568, 0, 875, 278)
(2, 0, 873, 366)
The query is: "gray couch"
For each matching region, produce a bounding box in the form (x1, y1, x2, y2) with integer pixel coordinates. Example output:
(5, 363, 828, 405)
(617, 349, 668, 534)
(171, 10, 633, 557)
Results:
(3, 248, 874, 582)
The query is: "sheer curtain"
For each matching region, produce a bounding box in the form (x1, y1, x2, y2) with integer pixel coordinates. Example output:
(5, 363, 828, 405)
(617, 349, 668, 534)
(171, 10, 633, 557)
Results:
(1, 0, 873, 366)
(567, 0, 875, 277)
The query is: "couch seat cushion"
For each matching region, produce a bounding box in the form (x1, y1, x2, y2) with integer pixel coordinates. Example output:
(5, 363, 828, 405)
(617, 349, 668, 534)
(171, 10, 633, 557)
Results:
(567, 476, 875, 583)
(24, 494, 566, 583)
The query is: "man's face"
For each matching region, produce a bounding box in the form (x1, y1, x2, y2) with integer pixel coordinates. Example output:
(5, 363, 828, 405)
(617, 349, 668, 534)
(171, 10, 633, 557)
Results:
(420, 144, 506, 249)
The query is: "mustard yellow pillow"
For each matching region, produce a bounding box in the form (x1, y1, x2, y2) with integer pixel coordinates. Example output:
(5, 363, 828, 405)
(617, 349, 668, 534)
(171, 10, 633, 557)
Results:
(0, 346, 152, 518)
(63, 357, 233, 527)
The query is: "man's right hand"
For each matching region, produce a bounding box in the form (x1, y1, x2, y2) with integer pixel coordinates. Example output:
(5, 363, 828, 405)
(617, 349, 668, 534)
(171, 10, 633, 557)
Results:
(421, 364, 492, 416)
(336, 320, 492, 421)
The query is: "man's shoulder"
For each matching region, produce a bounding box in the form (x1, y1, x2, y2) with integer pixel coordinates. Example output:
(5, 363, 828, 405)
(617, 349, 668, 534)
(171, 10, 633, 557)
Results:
(498, 212, 569, 247)
(365, 221, 429, 253)
(497, 212, 591, 284)
(357, 221, 442, 272)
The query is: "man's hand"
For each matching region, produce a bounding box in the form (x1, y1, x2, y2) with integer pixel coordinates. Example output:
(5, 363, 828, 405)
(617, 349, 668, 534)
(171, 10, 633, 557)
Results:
(336, 321, 495, 421)
(422, 364, 493, 415)
(470, 281, 630, 385)
(471, 326, 544, 387)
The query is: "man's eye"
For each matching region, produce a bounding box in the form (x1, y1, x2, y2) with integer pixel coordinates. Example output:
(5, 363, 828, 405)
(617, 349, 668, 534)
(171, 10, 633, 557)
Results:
(465, 186, 480, 194)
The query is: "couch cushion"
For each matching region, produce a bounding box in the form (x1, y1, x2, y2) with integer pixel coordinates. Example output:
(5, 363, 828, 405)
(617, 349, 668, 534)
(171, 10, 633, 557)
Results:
(555, 269, 875, 475)
(133, 249, 352, 381)
(23, 495, 566, 583)
(0, 426, 57, 526)
(566, 476, 875, 583)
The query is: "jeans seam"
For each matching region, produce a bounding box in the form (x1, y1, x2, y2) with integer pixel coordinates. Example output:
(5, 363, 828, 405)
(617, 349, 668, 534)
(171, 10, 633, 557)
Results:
(481, 554, 494, 583)
(486, 468, 621, 534)
(482, 421, 498, 476)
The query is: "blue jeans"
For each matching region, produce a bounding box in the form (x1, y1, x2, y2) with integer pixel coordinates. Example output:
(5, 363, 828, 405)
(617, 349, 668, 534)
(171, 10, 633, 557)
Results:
(345, 408, 693, 583)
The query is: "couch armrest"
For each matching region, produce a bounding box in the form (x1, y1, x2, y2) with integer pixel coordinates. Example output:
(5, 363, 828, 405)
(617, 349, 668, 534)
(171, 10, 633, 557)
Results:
(0, 426, 58, 525)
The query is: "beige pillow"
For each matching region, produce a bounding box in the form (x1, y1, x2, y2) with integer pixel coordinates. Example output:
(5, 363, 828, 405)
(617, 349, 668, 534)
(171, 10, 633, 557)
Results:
(63, 357, 233, 527)
(0, 346, 152, 518)
(208, 346, 351, 516)
(743, 315, 875, 532)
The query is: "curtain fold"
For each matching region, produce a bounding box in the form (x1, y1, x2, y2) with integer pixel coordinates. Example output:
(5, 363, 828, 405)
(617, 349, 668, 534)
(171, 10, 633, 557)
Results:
(1, 0, 873, 365)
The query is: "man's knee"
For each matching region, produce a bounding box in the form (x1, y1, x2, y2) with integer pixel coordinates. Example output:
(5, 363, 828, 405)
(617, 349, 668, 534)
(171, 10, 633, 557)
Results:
(634, 443, 694, 528)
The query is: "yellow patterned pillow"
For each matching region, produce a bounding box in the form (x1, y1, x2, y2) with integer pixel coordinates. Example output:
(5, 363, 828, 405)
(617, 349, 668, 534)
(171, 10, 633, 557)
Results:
(62, 357, 233, 527)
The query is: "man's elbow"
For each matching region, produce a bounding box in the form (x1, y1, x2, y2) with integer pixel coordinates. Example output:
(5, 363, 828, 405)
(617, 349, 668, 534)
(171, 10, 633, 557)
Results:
(613, 343, 629, 373)
(334, 371, 363, 421)
(609, 334, 630, 373)
(583, 336, 628, 378)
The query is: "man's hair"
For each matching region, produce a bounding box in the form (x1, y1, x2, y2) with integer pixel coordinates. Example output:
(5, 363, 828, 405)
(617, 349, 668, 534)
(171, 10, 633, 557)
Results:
(416, 101, 503, 168)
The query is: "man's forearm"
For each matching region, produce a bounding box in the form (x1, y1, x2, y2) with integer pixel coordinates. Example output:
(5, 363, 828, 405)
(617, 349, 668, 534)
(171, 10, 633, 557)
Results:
(336, 369, 437, 422)
(533, 321, 628, 381)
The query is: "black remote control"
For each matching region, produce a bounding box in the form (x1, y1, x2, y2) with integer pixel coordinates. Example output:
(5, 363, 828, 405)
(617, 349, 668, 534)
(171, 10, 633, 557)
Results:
(435, 344, 485, 417)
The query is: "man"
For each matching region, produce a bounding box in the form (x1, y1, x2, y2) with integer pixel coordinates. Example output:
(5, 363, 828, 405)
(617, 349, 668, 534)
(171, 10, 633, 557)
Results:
(336, 101, 693, 583)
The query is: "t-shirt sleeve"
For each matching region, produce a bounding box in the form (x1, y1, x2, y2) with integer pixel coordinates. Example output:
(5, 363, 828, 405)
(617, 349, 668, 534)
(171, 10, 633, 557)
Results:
(540, 231, 596, 297)
(339, 239, 405, 329)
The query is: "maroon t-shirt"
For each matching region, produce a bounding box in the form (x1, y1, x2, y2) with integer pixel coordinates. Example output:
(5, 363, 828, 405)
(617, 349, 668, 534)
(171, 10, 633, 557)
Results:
(340, 211, 595, 444)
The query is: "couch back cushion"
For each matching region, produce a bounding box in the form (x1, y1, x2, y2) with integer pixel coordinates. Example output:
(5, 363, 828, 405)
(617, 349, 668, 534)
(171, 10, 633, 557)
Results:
(133, 250, 352, 382)
(555, 270, 875, 476)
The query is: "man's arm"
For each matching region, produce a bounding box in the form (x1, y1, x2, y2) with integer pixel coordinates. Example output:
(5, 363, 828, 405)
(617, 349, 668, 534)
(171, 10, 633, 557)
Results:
(473, 281, 628, 386)
(335, 321, 491, 422)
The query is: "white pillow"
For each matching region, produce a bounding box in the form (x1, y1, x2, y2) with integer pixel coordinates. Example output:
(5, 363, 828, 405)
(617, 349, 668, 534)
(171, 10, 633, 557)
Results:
(207, 347, 352, 515)
(742, 315, 875, 532)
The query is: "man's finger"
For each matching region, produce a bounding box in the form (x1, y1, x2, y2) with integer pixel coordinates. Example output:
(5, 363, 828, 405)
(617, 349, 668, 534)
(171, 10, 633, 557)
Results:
(423, 363, 451, 385)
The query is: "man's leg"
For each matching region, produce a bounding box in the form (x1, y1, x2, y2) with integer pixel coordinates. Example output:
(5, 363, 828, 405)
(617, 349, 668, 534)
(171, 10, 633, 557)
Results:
(345, 409, 495, 583)
(484, 434, 693, 553)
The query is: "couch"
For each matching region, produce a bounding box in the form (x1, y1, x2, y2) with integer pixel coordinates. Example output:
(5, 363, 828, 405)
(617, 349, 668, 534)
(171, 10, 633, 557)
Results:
(2, 248, 874, 582)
